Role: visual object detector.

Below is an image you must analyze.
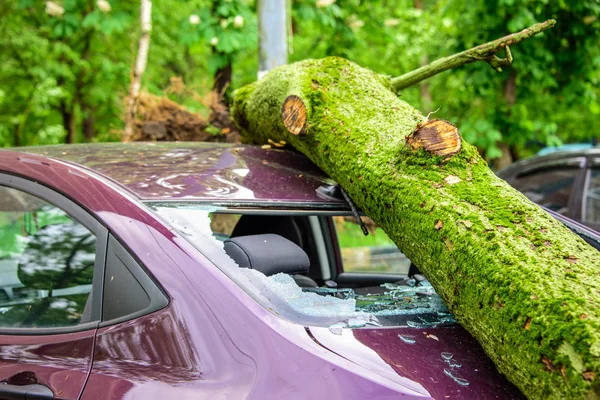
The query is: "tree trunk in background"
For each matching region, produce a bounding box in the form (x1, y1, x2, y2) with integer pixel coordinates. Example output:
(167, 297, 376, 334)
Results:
(123, 0, 152, 142)
(494, 142, 513, 170)
(82, 111, 95, 140)
(13, 122, 19, 147)
(494, 70, 517, 170)
(213, 62, 232, 97)
(232, 57, 600, 400)
(60, 100, 76, 144)
(76, 28, 95, 142)
(419, 54, 432, 113)
(504, 70, 517, 107)
(415, 0, 432, 114)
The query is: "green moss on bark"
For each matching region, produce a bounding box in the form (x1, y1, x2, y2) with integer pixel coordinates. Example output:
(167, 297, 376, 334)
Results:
(232, 57, 600, 400)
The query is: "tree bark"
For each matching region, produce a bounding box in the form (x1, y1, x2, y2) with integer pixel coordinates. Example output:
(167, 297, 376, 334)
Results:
(213, 62, 232, 97)
(60, 100, 76, 144)
(76, 27, 95, 141)
(418, 54, 432, 112)
(123, 0, 152, 142)
(391, 20, 555, 91)
(493, 71, 518, 170)
(13, 121, 20, 147)
(232, 57, 600, 400)
(415, 0, 432, 113)
(82, 111, 95, 140)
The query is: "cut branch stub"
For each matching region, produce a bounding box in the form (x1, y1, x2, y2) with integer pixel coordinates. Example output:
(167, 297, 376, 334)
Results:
(406, 119, 461, 157)
(282, 95, 307, 136)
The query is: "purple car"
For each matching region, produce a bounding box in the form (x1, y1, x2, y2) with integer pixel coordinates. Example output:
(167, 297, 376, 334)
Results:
(0, 142, 598, 400)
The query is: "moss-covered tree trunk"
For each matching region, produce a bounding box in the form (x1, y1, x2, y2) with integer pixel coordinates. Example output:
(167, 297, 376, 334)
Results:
(232, 57, 600, 399)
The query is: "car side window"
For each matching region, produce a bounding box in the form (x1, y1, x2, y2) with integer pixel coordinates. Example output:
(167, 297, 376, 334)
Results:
(101, 235, 169, 324)
(510, 167, 579, 215)
(0, 185, 96, 328)
(333, 216, 411, 274)
(583, 168, 600, 230)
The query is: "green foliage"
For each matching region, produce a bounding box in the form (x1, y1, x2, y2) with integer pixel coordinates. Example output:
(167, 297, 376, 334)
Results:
(0, 0, 134, 146)
(205, 123, 222, 136)
(432, 0, 600, 160)
(336, 220, 396, 248)
(181, 0, 256, 74)
(0, 0, 598, 159)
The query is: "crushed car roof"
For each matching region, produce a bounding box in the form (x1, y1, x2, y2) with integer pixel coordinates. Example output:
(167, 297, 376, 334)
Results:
(19, 142, 344, 205)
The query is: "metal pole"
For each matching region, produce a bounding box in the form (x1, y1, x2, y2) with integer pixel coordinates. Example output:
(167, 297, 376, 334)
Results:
(257, 0, 288, 79)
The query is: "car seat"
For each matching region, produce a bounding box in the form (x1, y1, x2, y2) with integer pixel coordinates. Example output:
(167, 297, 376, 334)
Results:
(230, 215, 318, 287)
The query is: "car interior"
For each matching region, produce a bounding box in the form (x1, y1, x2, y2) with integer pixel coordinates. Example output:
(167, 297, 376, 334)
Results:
(219, 213, 419, 290)
(212, 211, 457, 327)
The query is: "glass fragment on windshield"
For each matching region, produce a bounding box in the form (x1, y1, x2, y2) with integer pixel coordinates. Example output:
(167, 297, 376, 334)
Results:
(305, 280, 455, 331)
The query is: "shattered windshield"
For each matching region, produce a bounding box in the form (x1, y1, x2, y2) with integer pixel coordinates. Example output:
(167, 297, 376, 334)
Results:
(149, 203, 456, 330)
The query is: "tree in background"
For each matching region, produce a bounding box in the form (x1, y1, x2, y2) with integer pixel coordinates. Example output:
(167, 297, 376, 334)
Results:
(0, 0, 139, 145)
(0, 0, 598, 163)
(181, 0, 256, 98)
(434, 0, 600, 166)
(123, 0, 152, 142)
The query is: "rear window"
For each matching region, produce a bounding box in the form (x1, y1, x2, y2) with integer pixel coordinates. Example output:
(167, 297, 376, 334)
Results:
(149, 204, 456, 329)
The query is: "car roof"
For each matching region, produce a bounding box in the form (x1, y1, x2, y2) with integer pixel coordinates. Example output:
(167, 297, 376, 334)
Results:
(15, 142, 345, 205)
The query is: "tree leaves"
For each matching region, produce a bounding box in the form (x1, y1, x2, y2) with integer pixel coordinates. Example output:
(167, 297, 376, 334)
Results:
(1, 0, 597, 154)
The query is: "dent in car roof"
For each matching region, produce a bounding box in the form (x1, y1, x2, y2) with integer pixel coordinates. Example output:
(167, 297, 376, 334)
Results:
(18, 142, 344, 204)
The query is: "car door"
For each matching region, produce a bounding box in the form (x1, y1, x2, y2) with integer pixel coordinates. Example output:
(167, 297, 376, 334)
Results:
(0, 175, 107, 400)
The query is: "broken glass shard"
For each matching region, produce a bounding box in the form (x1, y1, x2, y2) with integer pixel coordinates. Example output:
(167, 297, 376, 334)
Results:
(329, 322, 347, 335)
(447, 359, 462, 368)
(444, 369, 469, 386)
(398, 334, 417, 344)
(347, 317, 369, 328)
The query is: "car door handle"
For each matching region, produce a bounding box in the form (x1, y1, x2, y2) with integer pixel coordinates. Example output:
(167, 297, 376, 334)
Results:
(0, 383, 53, 400)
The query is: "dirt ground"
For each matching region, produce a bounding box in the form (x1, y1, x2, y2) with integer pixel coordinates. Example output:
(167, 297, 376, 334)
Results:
(131, 90, 241, 144)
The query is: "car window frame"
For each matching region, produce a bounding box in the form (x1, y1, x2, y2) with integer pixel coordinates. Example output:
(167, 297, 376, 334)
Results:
(321, 216, 409, 286)
(569, 158, 589, 221)
(581, 157, 600, 230)
(0, 173, 107, 335)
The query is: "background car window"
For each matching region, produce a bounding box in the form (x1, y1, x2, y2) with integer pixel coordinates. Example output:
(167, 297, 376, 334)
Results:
(583, 168, 600, 230)
(510, 167, 579, 215)
(210, 213, 241, 241)
(0, 186, 95, 329)
(333, 217, 411, 274)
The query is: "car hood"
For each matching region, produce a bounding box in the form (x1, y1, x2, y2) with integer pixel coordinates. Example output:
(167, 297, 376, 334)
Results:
(308, 324, 524, 399)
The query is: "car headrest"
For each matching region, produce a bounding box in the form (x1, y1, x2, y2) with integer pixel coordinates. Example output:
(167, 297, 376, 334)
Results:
(18, 222, 96, 290)
(230, 215, 304, 247)
(224, 234, 309, 276)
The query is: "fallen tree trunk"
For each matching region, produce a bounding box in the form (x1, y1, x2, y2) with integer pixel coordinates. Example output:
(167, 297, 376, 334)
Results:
(232, 57, 600, 399)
